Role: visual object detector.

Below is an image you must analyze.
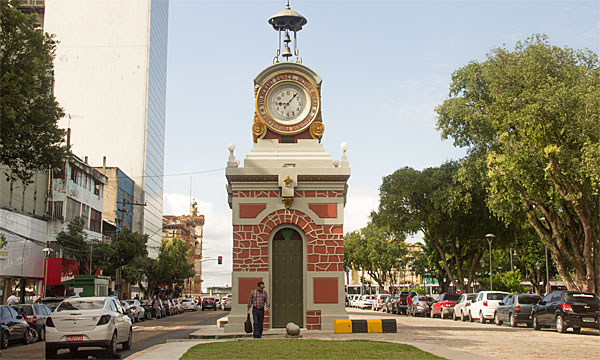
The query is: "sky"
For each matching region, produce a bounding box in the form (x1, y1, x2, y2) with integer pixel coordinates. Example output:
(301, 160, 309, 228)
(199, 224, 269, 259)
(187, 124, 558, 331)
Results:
(160, 0, 600, 289)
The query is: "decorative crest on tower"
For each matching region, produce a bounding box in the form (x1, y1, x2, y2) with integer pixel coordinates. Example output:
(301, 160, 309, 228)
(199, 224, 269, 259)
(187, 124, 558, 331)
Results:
(269, 1, 307, 64)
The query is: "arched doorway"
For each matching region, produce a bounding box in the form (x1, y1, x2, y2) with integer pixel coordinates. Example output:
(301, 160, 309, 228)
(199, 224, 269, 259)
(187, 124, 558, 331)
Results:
(271, 227, 303, 328)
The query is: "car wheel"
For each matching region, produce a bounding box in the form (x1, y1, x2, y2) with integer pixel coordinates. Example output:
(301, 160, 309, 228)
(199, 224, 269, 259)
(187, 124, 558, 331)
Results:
(495, 313, 502, 326)
(1, 330, 8, 349)
(556, 315, 567, 333)
(452, 311, 457, 321)
(510, 314, 517, 328)
(105, 331, 118, 358)
(21, 327, 31, 345)
(45, 344, 57, 359)
(469, 311, 474, 322)
(480, 311, 486, 324)
(572, 327, 581, 334)
(460, 311, 465, 322)
(39, 326, 45, 341)
(122, 328, 133, 350)
(431, 309, 436, 318)
(533, 314, 541, 330)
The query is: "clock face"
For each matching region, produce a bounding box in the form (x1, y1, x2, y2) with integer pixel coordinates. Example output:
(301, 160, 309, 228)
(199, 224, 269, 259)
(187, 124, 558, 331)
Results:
(266, 83, 309, 125)
(256, 71, 320, 135)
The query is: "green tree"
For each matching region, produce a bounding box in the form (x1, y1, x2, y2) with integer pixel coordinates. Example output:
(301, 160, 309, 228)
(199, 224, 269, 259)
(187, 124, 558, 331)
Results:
(99, 229, 148, 286)
(344, 223, 409, 291)
(373, 162, 511, 293)
(55, 217, 111, 275)
(139, 238, 195, 297)
(436, 34, 600, 294)
(0, 0, 66, 184)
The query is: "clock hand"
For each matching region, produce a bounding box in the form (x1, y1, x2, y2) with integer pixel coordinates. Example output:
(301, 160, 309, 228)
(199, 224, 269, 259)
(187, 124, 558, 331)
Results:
(285, 93, 298, 106)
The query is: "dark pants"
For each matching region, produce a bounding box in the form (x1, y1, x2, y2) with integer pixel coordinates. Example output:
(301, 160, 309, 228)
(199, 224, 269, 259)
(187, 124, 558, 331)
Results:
(252, 307, 264, 338)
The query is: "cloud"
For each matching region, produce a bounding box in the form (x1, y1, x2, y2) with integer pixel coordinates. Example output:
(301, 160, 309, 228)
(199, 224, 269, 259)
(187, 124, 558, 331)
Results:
(163, 193, 233, 291)
(343, 185, 379, 234)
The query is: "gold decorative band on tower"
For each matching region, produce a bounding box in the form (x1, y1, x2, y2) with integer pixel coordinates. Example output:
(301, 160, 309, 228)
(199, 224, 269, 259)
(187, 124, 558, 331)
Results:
(252, 118, 267, 141)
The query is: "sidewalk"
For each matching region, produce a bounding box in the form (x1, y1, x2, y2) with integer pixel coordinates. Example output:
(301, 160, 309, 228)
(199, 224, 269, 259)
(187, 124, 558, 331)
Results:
(126, 324, 488, 360)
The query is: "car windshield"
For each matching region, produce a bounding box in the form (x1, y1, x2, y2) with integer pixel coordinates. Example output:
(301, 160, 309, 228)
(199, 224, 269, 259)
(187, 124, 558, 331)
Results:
(444, 294, 460, 301)
(564, 293, 600, 304)
(518, 295, 541, 304)
(57, 299, 105, 311)
(466, 294, 476, 300)
(487, 293, 507, 301)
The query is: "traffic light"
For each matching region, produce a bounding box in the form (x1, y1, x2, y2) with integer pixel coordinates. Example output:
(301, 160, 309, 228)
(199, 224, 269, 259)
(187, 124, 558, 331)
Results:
(218, 256, 223, 265)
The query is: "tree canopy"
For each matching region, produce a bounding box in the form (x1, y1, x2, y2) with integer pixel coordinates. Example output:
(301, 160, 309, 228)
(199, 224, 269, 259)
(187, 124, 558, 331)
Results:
(436, 34, 600, 294)
(0, 0, 66, 184)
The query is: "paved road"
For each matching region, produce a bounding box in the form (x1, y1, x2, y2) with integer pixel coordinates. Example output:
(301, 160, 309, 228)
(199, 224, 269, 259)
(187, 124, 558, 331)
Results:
(345, 308, 600, 359)
(0, 309, 226, 360)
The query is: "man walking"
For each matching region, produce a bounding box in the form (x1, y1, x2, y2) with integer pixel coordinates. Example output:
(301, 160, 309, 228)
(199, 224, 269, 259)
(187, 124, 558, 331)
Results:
(247, 281, 270, 339)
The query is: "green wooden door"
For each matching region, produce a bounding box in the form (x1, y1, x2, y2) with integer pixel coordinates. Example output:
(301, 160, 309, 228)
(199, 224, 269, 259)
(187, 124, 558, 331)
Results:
(272, 228, 303, 328)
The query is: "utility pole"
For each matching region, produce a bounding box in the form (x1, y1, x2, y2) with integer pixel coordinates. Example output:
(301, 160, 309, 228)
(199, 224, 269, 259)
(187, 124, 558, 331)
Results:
(485, 234, 496, 291)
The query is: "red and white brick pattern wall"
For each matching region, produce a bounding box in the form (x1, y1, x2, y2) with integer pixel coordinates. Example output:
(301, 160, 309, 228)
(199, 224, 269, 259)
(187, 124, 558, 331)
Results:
(232, 208, 344, 272)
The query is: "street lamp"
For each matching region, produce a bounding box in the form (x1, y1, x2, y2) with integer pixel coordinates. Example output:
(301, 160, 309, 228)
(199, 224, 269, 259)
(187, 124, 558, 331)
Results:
(42, 247, 53, 298)
(485, 233, 496, 290)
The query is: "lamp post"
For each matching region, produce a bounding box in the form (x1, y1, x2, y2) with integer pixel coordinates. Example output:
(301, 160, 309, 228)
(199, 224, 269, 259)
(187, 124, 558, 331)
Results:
(480, 259, 485, 291)
(485, 233, 496, 290)
(535, 261, 542, 295)
(42, 247, 52, 298)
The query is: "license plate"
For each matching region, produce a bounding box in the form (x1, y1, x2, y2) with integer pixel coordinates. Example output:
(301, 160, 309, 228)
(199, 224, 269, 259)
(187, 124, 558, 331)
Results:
(66, 335, 83, 342)
(582, 318, 595, 323)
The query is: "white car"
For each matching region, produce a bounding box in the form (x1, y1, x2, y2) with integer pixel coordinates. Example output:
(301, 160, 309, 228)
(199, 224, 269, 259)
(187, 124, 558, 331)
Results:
(181, 298, 198, 311)
(124, 299, 146, 322)
(372, 294, 390, 311)
(452, 293, 476, 321)
(349, 295, 361, 307)
(359, 295, 377, 309)
(45, 297, 133, 359)
(468, 291, 509, 323)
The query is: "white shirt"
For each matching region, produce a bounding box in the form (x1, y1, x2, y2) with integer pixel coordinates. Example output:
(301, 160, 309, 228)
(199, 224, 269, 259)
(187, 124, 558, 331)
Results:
(6, 295, 18, 305)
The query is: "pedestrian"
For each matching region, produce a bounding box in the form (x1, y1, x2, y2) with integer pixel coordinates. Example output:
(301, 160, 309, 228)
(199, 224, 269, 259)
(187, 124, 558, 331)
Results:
(247, 281, 270, 339)
(6, 291, 18, 305)
(407, 292, 413, 316)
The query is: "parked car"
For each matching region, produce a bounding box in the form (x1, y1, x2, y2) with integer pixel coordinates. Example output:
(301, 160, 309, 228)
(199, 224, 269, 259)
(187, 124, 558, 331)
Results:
(0, 305, 31, 347)
(120, 301, 136, 323)
(372, 294, 390, 311)
(173, 299, 184, 314)
(349, 295, 361, 308)
(38, 297, 66, 312)
(360, 295, 378, 309)
(45, 296, 133, 359)
(157, 299, 167, 318)
(383, 295, 397, 313)
(453, 293, 477, 321)
(220, 297, 232, 311)
(388, 291, 413, 315)
(468, 291, 509, 323)
(411, 295, 435, 317)
(124, 300, 145, 322)
(532, 291, 600, 334)
(11, 303, 51, 341)
(215, 298, 221, 310)
(431, 293, 461, 319)
(141, 300, 156, 320)
(494, 294, 541, 327)
(182, 298, 199, 311)
(164, 299, 176, 316)
(202, 297, 218, 311)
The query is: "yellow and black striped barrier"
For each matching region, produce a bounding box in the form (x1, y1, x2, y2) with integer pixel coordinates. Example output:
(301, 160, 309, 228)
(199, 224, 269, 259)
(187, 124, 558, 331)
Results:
(334, 319, 397, 333)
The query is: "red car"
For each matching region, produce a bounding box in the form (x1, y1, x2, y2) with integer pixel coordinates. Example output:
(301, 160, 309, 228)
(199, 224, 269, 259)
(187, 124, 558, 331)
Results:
(431, 293, 461, 319)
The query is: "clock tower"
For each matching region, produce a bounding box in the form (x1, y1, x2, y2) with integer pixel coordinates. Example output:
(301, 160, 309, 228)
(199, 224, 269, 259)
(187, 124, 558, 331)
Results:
(225, 1, 350, 332)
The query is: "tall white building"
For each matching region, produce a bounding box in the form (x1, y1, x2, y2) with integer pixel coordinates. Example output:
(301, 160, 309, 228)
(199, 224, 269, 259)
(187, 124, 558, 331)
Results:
(43, 0, 169, 256)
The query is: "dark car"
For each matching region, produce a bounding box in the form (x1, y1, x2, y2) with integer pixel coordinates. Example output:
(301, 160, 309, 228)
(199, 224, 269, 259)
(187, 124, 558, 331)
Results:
(38, 297, 66, 312)
(411, 295, 435, 316)
(202, 297, 217, 311)
(532, 291, 600, 334)
(11, 303, 51, 341)
(390, 291, 413, 315)
(494, 294, 541, 327)
(0, 305, 30, 346)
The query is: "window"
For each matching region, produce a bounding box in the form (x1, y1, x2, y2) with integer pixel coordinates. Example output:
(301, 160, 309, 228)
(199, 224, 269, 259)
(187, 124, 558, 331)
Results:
(94, 180, 101, 196)
(47, 201, 64, 220)
(65, 198, 81, 223)
(81, 204, 90, 229)
(109, 300, 117, 312)
(70, 166, 79, 183)
(58, 300, 105, 312)
(90, 209, 102, 233)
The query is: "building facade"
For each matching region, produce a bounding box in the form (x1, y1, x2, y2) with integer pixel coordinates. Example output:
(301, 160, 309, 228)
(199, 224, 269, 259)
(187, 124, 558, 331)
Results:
(225, 3, 350, 332)
(96, 165, 138, 239)
(43, 0, 170, 257)
(162, 207, 204, 297)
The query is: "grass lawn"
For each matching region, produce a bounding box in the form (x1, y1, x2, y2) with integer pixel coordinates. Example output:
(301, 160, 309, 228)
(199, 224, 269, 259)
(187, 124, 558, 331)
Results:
(180, 339, 443, 359)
